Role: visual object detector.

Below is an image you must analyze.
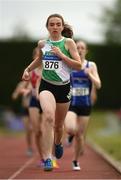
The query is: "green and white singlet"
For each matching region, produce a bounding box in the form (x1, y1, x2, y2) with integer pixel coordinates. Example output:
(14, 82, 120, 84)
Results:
(41, 37, 72, 85)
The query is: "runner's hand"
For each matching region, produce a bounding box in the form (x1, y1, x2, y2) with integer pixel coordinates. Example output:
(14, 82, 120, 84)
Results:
(22, 70, 30, 81)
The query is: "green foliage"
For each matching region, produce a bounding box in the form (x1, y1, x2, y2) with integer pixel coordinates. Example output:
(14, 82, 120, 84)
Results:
(88, 44, 121, 109)
(101, 0, 121, 44)
(0, 41, 36, 110)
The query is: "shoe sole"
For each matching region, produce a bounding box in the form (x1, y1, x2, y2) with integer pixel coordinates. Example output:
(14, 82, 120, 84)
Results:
(73, 167, 81, 171)
(44, 167, 53, 171)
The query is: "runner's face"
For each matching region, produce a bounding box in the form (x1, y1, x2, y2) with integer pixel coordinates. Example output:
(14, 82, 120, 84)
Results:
(47, 17, 64, 37)
(76, 42, 87, 59)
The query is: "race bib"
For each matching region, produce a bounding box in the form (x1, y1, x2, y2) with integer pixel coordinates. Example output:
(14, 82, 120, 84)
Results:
(72, 87, 89, 96)
(43, 60, 62, 70)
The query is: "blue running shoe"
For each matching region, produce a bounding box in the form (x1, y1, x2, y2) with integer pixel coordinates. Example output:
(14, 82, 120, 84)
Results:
(55, 143, 63, 159)
(44, 158, 53, 171)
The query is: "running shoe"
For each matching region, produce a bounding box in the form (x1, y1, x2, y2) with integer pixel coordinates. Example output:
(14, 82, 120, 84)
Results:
(26, 148, 33, 157)
(66, 135, 74, 146)
(72, 160, 81, 171)
(52, 159, 59, 168)
(55, 143, 63, 159)
(68, 135, 74, 143)
(37, 158, 59, 169)
(44, 158, 53, 171)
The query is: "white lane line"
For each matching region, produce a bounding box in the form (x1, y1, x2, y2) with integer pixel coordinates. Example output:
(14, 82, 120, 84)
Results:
(8, 157, 35, 180)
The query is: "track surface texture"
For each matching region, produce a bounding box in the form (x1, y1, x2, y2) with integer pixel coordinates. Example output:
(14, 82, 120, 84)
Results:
(0, 135, 121, 179)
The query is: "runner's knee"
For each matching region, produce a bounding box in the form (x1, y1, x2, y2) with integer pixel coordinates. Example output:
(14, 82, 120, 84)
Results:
(44, 112, 54, 126)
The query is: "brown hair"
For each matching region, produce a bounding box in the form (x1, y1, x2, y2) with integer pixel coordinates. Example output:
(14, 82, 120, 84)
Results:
(46, 13, 65, 27)
(62, 24, 73, 38)
(46, 14, 73, 38)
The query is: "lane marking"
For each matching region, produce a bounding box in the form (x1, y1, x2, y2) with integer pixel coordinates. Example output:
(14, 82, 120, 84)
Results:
(8, 157, 35, 180)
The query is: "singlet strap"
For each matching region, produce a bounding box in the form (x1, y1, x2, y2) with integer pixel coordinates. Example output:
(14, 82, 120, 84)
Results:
(86, 60, 90, 68)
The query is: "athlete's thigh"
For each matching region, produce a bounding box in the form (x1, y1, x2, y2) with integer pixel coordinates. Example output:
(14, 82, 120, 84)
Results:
(39, 90, 56, 114)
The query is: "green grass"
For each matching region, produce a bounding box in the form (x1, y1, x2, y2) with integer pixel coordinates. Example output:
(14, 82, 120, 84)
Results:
(0, 127, 24, 137)
(87, 110, 121, 162)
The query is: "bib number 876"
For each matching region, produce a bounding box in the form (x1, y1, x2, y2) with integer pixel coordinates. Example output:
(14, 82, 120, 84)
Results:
(44, 61, 59, 70)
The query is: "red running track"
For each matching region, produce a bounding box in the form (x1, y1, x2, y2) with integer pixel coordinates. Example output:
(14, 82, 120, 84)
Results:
(0, 135, 121, 179)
